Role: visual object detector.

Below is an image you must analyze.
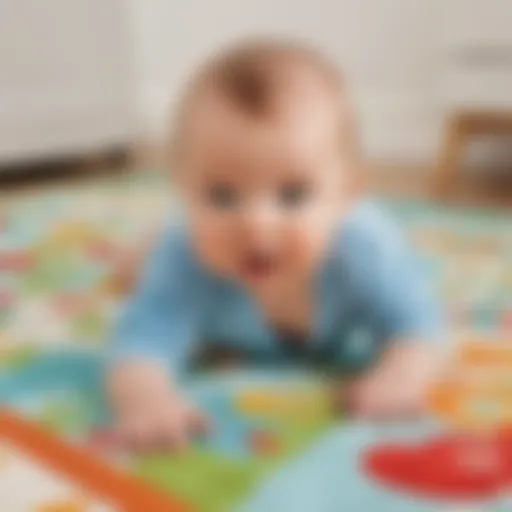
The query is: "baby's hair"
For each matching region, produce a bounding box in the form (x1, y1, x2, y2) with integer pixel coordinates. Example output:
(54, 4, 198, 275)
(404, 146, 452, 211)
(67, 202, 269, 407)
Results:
(208, 40, 341, 116)
(170, 38, 361, 171)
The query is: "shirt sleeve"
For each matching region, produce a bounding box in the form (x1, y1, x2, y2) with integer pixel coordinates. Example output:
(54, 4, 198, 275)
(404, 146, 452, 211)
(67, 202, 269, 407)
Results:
(109, 225, 202, 373)
(340, 201, 448, 345)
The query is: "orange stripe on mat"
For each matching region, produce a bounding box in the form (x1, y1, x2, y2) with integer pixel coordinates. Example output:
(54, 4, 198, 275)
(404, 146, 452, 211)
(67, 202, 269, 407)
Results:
(0, 410, 193, 512)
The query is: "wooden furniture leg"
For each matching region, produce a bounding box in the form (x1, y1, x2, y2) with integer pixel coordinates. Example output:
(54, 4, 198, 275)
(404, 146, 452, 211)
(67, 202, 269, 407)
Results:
(432, 114, 469, 199)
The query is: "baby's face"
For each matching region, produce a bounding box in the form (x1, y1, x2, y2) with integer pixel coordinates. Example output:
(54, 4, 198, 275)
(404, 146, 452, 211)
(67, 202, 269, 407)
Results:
(179, 86, 352, 290)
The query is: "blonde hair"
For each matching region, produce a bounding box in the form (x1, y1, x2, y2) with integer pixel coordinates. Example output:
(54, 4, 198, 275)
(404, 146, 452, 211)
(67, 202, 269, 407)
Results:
(169, 39, 361, 171)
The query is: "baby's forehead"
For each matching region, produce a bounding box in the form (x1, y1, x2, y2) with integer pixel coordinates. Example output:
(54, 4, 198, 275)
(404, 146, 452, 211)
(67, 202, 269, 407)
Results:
(184, 69, 341, 156)
(184, 85, 340, 173)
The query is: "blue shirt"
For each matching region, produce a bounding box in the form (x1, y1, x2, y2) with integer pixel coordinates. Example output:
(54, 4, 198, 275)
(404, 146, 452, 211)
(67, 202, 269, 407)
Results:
(112, 200, 445, 373)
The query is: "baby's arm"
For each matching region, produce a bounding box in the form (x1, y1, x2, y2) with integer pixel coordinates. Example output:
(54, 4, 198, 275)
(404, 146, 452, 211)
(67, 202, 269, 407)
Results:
(340, 204, 449, 419)
(107, 227, 207, 451)
(347, 341, 446, 419)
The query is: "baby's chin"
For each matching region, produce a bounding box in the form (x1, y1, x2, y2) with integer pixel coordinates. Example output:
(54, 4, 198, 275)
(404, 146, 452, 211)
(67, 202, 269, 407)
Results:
(238, 260, 316, 291)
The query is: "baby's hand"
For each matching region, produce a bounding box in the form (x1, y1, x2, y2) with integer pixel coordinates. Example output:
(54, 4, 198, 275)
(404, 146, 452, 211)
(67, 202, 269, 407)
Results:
(107, 361, 209, 452)
(346, 343, 444, 420)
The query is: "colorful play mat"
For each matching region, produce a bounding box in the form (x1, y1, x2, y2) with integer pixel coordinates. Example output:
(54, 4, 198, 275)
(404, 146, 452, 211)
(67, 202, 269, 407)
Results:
(0, 172, 511, 512)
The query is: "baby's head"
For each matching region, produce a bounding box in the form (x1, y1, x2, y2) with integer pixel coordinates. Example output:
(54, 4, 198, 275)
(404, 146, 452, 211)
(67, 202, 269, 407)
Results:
(172, 40, 361, 290)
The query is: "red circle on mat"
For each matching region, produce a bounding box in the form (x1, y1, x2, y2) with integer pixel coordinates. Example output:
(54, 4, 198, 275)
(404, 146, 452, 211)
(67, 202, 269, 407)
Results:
(363, 430, 512, 502)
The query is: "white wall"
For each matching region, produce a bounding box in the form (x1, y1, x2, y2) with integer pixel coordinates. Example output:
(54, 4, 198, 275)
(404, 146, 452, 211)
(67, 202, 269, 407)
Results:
(0, 0, 136, 163)
(437, 0, 512, 110)
(127, 0, 511, 163)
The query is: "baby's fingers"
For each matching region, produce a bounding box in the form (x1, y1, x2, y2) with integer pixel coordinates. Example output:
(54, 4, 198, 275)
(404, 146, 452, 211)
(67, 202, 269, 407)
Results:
(348, 381, 427, 421)
(117, 417, 159, 452)
(158, 404, 212, 451)
(159, 412, 191, 452)
(347, 379, 392, 420)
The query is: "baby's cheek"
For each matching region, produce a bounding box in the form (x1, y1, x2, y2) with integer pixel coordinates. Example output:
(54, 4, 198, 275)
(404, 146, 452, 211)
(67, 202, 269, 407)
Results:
(289, 226, 328, 270)
(193, 221, 239, 276)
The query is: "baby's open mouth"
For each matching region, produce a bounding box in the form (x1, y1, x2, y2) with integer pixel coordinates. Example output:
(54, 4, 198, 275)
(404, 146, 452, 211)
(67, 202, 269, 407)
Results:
(241, 250, 280, 280)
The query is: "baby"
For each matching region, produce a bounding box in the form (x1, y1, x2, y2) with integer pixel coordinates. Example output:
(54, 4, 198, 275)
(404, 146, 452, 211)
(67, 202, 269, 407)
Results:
(107, 40, 447, 451)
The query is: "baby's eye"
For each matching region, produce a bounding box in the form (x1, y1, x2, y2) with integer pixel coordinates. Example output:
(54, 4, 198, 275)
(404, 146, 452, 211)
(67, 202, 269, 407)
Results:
(277, 182, 311, 209)
(206, 184, 238, 210)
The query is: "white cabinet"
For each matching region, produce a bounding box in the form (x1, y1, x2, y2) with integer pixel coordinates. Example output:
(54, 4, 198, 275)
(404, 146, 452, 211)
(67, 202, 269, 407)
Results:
(437, 0, 512, 110)
(0, 0, 136, 164)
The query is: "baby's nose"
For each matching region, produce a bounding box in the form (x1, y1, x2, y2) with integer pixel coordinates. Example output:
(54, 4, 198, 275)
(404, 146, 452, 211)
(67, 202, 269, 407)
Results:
(239, 201, 280, 238)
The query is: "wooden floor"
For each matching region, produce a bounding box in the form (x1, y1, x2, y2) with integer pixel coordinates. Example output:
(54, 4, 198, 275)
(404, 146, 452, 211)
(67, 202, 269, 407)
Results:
(1, 157, 511, 209)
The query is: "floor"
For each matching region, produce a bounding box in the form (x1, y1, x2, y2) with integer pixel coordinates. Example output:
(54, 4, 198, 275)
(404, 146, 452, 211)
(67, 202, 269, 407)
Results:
(1, 156, 510, 208)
